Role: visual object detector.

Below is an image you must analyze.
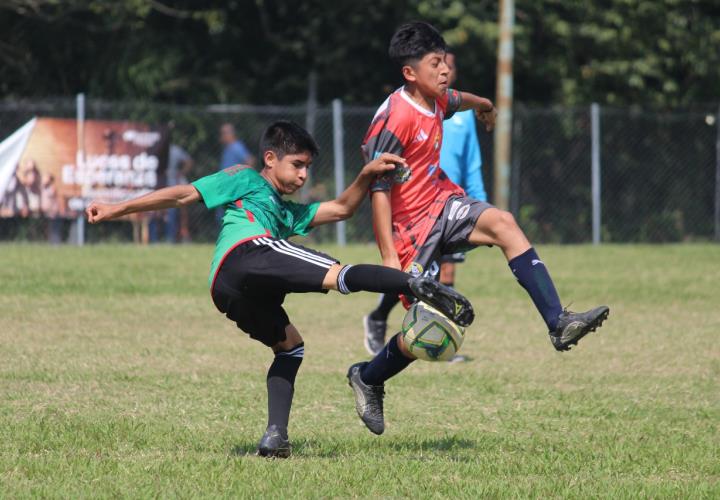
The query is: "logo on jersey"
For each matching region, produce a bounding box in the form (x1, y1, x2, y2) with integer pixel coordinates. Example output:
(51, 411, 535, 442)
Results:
(405, 261, 439, 278)
(406, 262, 424, 277)
(393, 165, 412, 184)
(434, 131, 441, 151)
(414, 129, 429, 143)
(374, 150, 411, 184)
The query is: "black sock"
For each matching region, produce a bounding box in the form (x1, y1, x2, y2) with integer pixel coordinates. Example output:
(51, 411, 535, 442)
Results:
(369, 293, 401, 321)
(336, 264, 412, 296)
(266, 342, 304, 432)
(360, 334, 414, 386)
(508, 248, 563, 331)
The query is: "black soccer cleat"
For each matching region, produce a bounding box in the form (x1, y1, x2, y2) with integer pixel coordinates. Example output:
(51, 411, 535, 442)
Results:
(347, 362, 385, 435)
(408, 276, 475, 327)
(256, 424, 291, 458)
(550, 305, 610, 351)
(363, 315, 387, 355)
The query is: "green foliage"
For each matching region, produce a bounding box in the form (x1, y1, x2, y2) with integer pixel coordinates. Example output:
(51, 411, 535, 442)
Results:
(1, 0, 718, 105)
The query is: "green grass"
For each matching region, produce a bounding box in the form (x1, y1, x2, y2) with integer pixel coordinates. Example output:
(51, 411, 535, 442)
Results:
(1, 243, 718, 498)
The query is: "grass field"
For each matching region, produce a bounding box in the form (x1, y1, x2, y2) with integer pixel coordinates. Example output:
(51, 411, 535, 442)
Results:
(1, 243, 718, 498)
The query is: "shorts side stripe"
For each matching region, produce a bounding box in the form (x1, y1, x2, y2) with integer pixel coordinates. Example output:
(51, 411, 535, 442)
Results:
(275, 239, 336, 265)
(259, 238, 331, 269)
(258, 237, 336, 267)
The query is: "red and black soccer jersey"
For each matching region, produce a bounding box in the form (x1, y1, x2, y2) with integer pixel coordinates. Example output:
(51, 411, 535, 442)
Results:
(361, 87, 464, 271)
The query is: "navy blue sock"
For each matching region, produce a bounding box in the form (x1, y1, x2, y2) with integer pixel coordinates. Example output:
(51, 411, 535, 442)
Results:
(360, 333, 414, 386)
(508, 248, 563, 331)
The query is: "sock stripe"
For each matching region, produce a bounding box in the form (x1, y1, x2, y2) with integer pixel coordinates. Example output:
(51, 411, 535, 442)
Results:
(277, 345, 305, 358)
(337, 265, 353, 294)
(277, 348, 304, 358)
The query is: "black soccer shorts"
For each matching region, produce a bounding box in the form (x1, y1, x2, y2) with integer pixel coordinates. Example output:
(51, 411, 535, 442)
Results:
(211, 236, 339, 347)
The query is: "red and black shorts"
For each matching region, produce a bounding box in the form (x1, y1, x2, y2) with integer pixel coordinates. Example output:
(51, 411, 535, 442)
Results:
(211, 236, 339, 347)
(403, 196, 493, 279)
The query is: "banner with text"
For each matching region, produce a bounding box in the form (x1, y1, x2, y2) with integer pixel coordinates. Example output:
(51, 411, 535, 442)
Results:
(0, 118, 168, 218)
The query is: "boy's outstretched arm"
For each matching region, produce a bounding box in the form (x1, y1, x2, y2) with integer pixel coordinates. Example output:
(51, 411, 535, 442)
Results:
(457, 91, 497, 132)
(310, 153, 404, 227)
(86, 184, 201, 223)
(371, 190, 401, 269)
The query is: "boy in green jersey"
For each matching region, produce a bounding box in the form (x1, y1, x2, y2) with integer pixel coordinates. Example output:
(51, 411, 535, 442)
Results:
(86, 120, 474, 458)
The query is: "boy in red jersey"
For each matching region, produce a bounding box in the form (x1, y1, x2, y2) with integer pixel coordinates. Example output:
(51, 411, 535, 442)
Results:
(348, 22, 609, 436)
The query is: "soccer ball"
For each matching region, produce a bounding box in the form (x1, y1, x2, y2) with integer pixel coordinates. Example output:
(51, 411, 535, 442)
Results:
(401, 302, 465, 361)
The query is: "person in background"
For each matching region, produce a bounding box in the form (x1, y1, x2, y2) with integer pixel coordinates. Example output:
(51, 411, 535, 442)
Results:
(217, 123, 256, 225)
(362, 50, 488, 360)
(11, 158, 42, 218)
(40, 172, 62, 244)
(220, 123, 256, 170)
(165, 143, 194, 242)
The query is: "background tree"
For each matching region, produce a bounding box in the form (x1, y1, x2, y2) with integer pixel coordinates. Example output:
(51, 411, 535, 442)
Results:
(1, 0, 719, 106)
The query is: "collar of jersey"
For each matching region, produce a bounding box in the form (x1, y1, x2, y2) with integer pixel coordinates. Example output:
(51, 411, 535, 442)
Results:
(259, 170, 284, 197)
(400, 87, 436, 117)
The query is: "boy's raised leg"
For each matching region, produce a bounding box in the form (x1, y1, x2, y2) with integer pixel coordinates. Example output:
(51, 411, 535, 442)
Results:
(326, 264, 474, 327)
(469, 208, 609, 350)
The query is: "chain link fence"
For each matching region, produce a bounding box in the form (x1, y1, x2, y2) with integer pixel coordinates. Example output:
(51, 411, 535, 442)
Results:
(1, 97, 718, 244)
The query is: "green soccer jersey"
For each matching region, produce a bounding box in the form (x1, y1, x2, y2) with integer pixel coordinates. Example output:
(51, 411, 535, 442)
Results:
(192, 165, 320, 287)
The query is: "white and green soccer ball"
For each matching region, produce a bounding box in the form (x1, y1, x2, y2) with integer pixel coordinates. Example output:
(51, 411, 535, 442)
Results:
(401, 302, 465, 362)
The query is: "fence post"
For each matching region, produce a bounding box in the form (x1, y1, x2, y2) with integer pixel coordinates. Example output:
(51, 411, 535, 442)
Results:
(75, 92, 86, 246)
(332, 99, 346, 246)
(510, 106, 522, 217)
(715, 105, 720, 242)
(591, 103, 601, 245)
(493, 0, 514, 210)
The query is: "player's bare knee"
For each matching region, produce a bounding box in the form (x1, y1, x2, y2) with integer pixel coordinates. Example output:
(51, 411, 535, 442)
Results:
(274, 324, 303, 352)
(322, 263, 343, 291)
(488, 210, 522, 242)
(492, 210, 518, 234)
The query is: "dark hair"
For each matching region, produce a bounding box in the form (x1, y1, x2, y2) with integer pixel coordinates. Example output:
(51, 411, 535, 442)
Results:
(259, 120, 319, 166)
(388, 21, 447, 66)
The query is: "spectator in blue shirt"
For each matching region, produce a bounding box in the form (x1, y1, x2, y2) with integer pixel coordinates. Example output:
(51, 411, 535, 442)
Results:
(219, 123, 255, 170)
(217, 123, 256, 224)
(440, 52, 487, 202)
